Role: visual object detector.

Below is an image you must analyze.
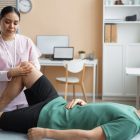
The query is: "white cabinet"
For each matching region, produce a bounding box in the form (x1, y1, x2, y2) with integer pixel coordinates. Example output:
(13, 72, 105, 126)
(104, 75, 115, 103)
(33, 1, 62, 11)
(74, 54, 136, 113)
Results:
(102, 0, 140, 99)
(124, 44, 140, 95)
(103, 44, 123, 96)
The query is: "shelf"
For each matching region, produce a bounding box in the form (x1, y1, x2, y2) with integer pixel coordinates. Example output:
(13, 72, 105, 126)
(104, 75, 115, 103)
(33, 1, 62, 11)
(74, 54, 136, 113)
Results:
(105, 5, 140, 8)
(104, 43, 140, 46)
(104, 43, 122, 46)
(104, 20, 140, 24)
(127, 43, 140, 46)
(103, 0, 140, 97)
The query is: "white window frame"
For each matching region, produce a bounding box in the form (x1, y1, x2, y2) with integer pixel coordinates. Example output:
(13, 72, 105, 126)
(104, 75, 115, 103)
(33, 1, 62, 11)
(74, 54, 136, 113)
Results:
(0, 0, 18, 11)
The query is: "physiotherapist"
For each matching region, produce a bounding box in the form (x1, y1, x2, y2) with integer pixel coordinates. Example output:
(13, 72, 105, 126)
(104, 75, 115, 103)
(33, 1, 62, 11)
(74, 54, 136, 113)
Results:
(0, 6, 40, 111)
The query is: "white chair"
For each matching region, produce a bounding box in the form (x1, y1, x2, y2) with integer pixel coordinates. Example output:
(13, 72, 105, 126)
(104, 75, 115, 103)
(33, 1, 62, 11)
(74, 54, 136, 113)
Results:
(56, 59, 87, 102)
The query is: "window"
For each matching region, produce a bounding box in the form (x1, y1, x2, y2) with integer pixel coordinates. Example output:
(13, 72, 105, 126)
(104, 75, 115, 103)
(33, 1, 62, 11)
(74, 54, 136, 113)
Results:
(0, 0, 17, 11)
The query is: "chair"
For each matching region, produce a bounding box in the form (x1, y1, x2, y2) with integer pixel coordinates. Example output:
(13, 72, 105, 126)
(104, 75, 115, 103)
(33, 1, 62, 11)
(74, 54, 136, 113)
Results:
(56, 59, 87, 102)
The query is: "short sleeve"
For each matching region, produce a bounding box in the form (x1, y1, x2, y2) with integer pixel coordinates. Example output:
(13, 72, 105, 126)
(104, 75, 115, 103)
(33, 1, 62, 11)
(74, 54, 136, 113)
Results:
(0, 71, 11, 81)
(28, 38, 41, 70)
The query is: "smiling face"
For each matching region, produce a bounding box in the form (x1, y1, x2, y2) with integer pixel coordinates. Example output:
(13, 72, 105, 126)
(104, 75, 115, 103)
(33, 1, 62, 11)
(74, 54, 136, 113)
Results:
(0, 12, 20, 40)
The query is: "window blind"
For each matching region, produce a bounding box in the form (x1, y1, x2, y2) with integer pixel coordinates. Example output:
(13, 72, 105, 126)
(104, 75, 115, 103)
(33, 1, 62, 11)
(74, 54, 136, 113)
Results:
(0, 0, 17, 11)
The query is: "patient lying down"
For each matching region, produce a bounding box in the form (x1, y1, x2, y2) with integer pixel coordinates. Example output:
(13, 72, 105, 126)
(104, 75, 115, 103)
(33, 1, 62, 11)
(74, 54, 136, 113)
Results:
(0, 62, 139, 140)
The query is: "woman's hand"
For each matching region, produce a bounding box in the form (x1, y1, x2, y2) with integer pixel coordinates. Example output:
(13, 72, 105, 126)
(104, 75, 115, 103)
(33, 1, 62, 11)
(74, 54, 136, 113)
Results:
(28, 127, 46, 140)
(66, 99, 87, 109)
(7, 62, 34, 78)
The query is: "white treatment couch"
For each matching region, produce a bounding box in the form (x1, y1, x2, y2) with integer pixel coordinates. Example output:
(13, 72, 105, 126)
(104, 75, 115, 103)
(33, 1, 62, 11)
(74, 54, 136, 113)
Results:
(0, 130, 54, 140)
(0, 130, 140, 140)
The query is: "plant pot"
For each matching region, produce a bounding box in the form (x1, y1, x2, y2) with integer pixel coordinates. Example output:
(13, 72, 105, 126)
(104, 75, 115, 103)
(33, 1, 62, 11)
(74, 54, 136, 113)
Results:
(79, 53, 86, 59)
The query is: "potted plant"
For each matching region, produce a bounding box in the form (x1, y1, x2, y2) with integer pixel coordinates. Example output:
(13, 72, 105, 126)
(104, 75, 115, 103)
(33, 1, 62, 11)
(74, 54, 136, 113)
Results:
(114, 0, 124, 5)
(78, 51, 86, 59)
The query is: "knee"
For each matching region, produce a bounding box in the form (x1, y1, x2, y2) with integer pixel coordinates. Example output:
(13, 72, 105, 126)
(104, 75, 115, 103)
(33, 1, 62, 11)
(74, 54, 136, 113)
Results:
(20, 61, 28, 66)
(20, 61, 36, 73)
(10, 77, 23, 84)
(20, 61, 34, 68)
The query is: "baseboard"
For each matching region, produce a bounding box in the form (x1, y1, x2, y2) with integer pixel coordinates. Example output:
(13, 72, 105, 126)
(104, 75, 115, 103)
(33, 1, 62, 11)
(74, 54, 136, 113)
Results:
(102, 96, 136, 101)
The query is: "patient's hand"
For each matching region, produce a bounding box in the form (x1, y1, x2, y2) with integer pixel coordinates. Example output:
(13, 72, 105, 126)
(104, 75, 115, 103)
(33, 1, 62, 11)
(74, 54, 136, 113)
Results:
(66, 99, 87, 109)
(28, 127, 46, 140)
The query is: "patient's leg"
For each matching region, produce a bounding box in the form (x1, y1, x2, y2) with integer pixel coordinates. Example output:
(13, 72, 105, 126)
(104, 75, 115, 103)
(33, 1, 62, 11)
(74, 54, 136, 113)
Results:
(21, 62, 43, 89)
(0, 112, 3, 118)
(0, 62, 43, 111)
(0, 77, 23, 111)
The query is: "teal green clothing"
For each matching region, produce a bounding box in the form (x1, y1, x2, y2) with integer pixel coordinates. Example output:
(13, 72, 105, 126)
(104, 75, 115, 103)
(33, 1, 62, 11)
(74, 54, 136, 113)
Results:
(37, 97, 140, 140)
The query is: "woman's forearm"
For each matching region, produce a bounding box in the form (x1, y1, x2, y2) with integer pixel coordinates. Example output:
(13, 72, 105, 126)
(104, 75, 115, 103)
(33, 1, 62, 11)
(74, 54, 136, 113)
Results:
(46, 129, 91, 140)
(28, 127, 105, 140)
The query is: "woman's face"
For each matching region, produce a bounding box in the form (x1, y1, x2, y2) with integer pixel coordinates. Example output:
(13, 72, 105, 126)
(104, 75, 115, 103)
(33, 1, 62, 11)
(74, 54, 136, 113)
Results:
(0, 12, 20, 37)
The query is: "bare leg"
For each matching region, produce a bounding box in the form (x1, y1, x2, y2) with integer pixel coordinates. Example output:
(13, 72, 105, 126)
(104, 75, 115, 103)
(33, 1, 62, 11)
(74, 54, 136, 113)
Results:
(0, 112, 3, 118)
(28, 127, 106, 140)
(0, 77, 24, 111)
(0, 62, 43, 111)
(22, 65, 42, 89)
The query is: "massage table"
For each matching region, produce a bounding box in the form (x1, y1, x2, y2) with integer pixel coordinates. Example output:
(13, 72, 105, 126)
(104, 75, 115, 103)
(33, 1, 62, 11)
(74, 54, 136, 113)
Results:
(0, 130, 140, 140)
(132, 133, 140, 140)
(0, 130, 54, 140)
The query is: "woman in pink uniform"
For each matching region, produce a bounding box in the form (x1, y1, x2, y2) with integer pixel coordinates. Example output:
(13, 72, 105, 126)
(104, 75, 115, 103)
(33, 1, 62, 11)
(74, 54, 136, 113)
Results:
(0, 6, 40, 111)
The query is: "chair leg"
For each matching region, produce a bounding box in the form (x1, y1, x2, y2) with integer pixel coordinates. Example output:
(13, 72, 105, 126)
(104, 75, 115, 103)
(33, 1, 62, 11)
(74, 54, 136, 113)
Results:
(41, 66, 46, 74)
(80, 82, 88, 102)
(64, 83, 68, 100)
(73, 84, 76, 99)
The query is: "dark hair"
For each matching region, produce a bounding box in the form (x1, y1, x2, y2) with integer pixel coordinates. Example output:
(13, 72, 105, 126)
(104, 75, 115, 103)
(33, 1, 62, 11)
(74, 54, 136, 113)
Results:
(0, 6, 20, 20)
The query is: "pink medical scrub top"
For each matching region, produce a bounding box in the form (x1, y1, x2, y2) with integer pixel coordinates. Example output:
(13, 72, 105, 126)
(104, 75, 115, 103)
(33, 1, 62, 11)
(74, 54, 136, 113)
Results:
(0, 34, 41, 111)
